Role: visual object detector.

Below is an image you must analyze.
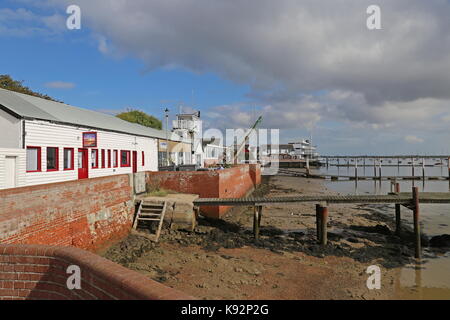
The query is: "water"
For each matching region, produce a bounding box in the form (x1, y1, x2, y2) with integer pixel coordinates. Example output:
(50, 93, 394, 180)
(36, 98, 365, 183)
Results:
(316, 160, 450, 299)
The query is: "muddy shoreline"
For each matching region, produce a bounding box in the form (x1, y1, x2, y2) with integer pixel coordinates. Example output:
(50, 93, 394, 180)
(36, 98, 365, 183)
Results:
(101, 175, 429, 299)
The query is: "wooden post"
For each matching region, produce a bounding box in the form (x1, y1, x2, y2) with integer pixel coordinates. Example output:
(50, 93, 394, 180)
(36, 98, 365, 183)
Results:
(448, 157, 450, 188)
(306, 156, 310, 176)
(412, 157, 415, 178)
(395, 183, 401, 236)
(320, 206, 328, 246)
(412, 187, 421, 259)
(378, 159, 382, 181)
(422, 158, 425, 182)
(355, 158, 358, 181)
(373, 158, 377, 178)
(326, 157, 329, 169)
(253, 206, 262, 240)
(316, 204, 322, 243)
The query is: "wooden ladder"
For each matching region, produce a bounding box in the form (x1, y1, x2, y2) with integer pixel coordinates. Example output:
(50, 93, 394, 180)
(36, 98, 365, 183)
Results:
(133, 200, 167, 242)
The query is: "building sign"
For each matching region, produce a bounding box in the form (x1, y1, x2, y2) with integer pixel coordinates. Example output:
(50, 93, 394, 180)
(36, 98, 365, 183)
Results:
(83, 132, 97, 148)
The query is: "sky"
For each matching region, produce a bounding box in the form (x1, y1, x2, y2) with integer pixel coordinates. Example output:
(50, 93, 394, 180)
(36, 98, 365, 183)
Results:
(1, 0, 450, 155)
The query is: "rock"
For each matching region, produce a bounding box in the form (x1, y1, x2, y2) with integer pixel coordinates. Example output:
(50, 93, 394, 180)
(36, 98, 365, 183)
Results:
(347, 237, 359, 243)
(430, 234, 450, 248)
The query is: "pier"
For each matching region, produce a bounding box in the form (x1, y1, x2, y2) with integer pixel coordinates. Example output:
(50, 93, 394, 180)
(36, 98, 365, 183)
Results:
(194, 189, 450, 259)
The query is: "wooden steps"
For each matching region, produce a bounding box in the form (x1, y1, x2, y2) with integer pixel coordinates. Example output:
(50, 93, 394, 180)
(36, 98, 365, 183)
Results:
(133, 200, 167, 242)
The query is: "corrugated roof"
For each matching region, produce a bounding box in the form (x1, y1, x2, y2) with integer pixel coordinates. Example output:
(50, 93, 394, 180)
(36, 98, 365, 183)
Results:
(0, 88, 188, 142)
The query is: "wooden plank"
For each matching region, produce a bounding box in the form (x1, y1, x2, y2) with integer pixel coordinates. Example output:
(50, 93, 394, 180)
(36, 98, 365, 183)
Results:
(154, 201, 167, 242)
(132, 200, 143, 230)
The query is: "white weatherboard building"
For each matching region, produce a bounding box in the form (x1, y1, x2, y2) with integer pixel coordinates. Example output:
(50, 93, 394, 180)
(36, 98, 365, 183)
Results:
(0, 88, 187, 190)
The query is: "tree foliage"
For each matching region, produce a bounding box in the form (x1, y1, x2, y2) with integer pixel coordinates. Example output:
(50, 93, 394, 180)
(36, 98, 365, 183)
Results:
(0, 74, 59, 102)
(116, 109, 162, 129)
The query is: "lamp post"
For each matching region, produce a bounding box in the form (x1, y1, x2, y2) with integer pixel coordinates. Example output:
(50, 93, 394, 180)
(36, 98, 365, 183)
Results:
(165, 108, 170, 166)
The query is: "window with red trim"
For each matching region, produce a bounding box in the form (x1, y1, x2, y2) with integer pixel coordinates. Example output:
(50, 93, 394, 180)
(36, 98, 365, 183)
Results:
(63, 148, 74, 170)
(101, 149, 105, 168)
(113, 150, 118, 168)
(46, 147, 59, 171)
(121, 150, 131, 167)
(142, 151, 145, 166)
(26, 146, 41, 172)
(91, 149, 99, 169)
(108, 150, 111, 168)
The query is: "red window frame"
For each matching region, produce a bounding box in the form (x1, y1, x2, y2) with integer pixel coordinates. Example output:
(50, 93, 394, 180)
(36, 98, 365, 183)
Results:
(46, 147, 59, 172)
(91, 149, 99, 169)
(101, 149, 106, 168)
(108, 150, 111, 168)
(63, 148, 75, 171)
(120, 150, 131, 167)
(142, 151, 145, 166)
(113, 150, 118, 168)
(26, 146, 41, 173)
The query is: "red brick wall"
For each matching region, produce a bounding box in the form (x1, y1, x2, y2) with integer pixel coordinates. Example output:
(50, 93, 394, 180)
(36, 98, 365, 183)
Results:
(0, 244, 194, 300)
(0, 175, 135, 251)
(147, 165, 261, 218)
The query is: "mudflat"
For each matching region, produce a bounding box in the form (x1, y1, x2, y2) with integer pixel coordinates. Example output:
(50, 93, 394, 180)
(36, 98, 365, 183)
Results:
(101, 175, 428, 300)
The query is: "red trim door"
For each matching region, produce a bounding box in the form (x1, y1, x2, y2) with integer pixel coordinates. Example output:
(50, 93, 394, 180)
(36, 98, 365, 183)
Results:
(78, 148, 89, 179)
(132, 151, 138, 173)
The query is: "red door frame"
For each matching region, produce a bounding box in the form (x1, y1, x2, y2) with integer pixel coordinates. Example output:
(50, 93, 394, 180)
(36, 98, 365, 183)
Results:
(78, 148, 89, 179)
(132, 151, 138, 173)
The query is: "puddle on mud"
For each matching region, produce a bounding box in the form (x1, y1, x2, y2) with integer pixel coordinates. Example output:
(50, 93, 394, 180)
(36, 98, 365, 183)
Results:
(323, 170, 450, 300)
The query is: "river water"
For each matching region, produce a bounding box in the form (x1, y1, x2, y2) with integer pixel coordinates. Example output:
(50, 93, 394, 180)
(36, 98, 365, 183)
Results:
(315, 159, 450, 299)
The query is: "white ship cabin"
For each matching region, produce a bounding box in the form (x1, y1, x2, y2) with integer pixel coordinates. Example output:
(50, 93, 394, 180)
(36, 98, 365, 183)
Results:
(0, 88, 187, 190)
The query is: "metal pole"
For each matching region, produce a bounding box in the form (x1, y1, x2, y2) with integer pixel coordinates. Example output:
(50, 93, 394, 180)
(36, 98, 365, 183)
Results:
(165, 108, 170, 166)
(412, 186, 421, 259)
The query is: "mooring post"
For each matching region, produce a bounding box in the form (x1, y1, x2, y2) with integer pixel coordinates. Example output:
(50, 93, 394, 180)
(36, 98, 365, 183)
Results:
(422, 158, 425, 182)
(355, 158, 358, 181)
(412, 187, 421, 259)
(320, 206, 328, 246)
(395, 183, 401, 236)
(316, 204, 322, 242)
(378, 159, 382, 181)
(412, 157, 415, 179)
(448, 157, 450, 188)
(253, 206, 262, 240)
(373, 158, 376, 178)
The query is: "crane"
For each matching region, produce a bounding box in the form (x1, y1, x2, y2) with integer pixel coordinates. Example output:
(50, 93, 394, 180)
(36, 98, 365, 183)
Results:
(232, 116, 263, 165)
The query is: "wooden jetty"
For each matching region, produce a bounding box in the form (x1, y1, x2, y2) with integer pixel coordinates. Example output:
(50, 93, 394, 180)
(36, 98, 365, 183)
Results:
(194, 188, 450, 259)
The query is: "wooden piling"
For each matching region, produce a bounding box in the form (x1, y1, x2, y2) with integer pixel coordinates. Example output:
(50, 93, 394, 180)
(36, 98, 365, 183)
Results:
(316, 204, 322, 243)
(395, 183, 401, 236)
(448, 157, 450, 188)
(355, 159, 358, 181)
(253, 206, 262, 240)
(373, 159, 377, 178)
(412, 187, 421, 259)
(422, 158, 426, 182)
(320, 206, 328, 245)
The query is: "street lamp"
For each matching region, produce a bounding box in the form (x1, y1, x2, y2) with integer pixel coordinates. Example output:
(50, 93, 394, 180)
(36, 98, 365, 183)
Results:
(165, 108, 170, 166)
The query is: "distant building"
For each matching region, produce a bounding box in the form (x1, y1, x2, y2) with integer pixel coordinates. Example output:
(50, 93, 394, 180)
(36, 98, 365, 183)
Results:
(172, 111, 204, 166)
(289, 139, 319, 160)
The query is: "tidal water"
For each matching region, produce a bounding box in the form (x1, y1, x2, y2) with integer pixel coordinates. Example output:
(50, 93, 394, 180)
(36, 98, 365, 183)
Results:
(316, 159, 450, 299)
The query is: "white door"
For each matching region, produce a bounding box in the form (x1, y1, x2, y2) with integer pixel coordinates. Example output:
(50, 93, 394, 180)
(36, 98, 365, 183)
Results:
(5, 156, 17, 189)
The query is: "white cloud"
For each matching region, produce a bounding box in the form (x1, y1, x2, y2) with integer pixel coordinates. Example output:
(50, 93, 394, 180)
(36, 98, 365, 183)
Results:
(404, 135, 424, 144)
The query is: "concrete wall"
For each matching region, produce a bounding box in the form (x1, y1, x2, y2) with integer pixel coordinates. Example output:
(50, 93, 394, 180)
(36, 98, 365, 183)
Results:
(0, 174, 135, 251)
(146, 164, 261, 218)
(0, 244, 194, 300)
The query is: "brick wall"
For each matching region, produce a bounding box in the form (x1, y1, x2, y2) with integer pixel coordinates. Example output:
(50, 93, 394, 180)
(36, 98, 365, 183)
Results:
(0, 175, 135, 251)
(0, 244, 194, 300)
(147, 164, 261, 218)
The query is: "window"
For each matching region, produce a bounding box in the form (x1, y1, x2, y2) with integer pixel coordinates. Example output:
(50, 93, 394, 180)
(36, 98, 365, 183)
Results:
(142, 151, 145, 166)
(91, 149, 99, 168)
(113, 150, 118, 168)
(46, 147, 59, 171)
(64, 148, 74, 170)
(26, 147, 41, 172)
(121, 150, 131, 167)
(108, 150, 111, 168)
(101, 149, 105, 168)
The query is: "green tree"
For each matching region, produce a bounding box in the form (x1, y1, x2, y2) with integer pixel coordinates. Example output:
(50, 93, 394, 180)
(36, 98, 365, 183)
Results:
(116, 109, 162, 129)
(0, 74, 59, 102)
